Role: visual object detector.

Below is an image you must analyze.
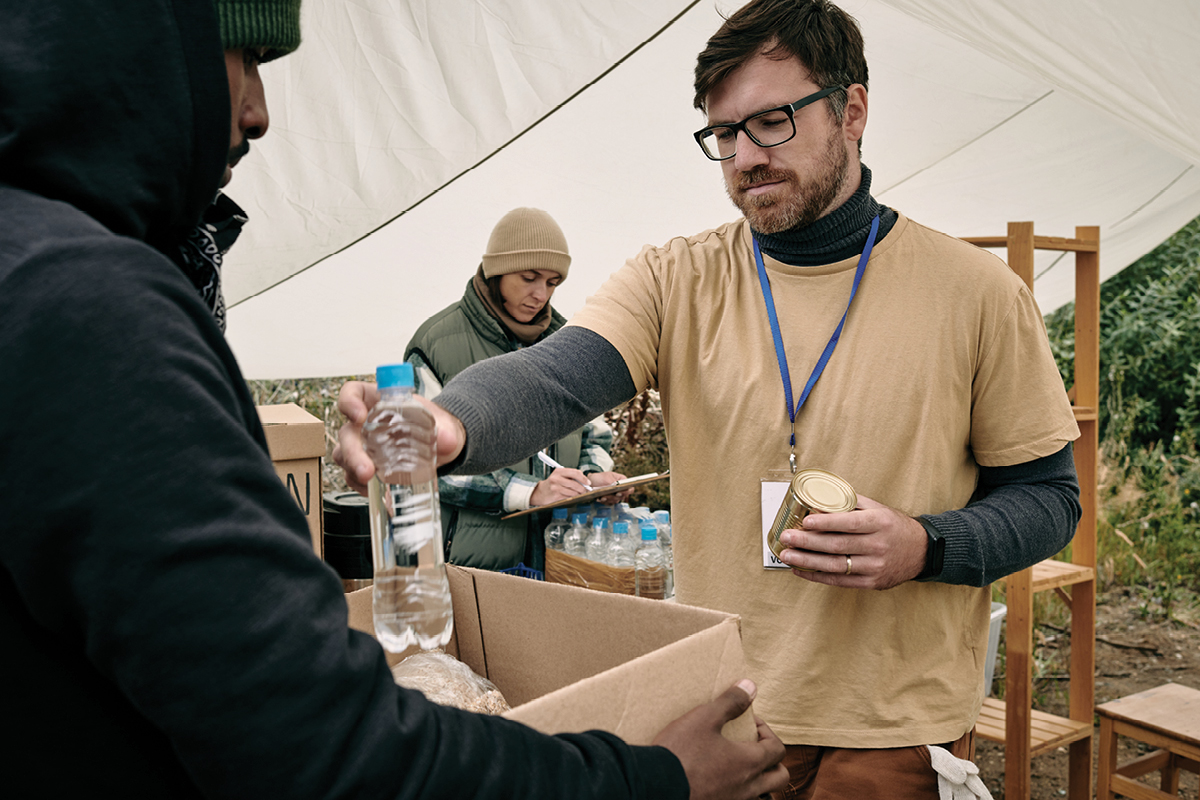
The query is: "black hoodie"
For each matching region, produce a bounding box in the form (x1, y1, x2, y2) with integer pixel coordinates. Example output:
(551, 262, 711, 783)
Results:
(0, 1, 686, 797)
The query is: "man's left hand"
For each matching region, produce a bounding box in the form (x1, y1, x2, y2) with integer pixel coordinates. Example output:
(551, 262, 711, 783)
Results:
(776, 494, 928, 590)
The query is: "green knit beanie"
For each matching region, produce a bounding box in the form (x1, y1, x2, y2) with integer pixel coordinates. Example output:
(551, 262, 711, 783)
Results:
(214, 0, 302, 62)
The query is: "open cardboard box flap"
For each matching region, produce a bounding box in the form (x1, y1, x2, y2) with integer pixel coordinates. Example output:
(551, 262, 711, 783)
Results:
(346, 565, 755, 745)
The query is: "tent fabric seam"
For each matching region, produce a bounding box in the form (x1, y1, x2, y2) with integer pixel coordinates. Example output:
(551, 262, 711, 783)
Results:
(228, 0, 705, 310)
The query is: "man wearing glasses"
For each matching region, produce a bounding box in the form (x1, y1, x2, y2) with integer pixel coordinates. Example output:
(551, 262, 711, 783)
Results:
(338, 1, 1080, 796)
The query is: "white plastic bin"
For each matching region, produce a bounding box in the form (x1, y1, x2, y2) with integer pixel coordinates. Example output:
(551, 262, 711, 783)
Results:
(984, 602, 1007, 696)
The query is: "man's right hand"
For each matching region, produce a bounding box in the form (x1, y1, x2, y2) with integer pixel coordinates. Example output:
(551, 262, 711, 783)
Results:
(332, 380, 467, 496)
(653, 680, 788, 800)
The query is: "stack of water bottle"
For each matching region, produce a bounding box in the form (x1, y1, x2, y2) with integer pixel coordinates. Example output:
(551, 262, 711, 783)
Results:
(543, 503, 673, 600)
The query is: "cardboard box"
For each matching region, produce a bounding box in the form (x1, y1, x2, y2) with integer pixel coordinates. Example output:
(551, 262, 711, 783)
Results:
(257, 403, 324, 556)
(544, 548, 666, 598)
(346, 565, 755, 745)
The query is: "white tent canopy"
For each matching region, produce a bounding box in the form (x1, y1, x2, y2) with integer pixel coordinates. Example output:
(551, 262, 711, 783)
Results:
(224, 0, 1200, 379)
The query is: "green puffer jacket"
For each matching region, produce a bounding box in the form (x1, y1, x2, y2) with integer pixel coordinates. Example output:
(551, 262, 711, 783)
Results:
(404, 279, 590, 571)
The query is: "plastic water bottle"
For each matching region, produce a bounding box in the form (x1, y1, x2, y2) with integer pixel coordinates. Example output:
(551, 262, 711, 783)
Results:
(364, 363, 452, 652)
(591, 504, 610, 528)
(635, 522, 667, 599)
(564, 513, 589, 557)
(654, 509, 674, 598)
(606, 521, 636, 567)
(585, 517, 611, 563)
(543, 506, 570, 552)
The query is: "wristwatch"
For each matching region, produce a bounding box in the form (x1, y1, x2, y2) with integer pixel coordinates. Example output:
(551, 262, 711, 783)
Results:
(915, 516, 945, 581)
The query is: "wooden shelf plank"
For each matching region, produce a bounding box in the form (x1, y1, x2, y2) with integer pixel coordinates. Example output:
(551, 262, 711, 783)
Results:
(1032, 559, 1094, 593)
(1031, 236, 1099, 253)
(961, 236, 1098, 253)
(976, 698, 1093, 755)
(1110, 774, 1179, 800)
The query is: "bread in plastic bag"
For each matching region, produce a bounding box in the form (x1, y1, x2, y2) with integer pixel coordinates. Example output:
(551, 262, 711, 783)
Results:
(390, 650, 511, 714)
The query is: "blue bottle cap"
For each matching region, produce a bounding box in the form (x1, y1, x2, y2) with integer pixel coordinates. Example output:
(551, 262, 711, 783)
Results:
(572, 514, 587, 525)
(640, 523, 658, 540)
(376, 363, 414, 389)
(552, 507, 569, 519)
(613, 521, 629, 535)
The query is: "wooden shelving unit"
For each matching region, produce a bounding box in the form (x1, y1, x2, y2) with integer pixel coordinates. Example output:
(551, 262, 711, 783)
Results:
(961, 222, 1100, 800)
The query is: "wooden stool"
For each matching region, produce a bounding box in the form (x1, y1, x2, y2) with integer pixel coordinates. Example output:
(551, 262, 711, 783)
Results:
(1097, 683, 1200, 800)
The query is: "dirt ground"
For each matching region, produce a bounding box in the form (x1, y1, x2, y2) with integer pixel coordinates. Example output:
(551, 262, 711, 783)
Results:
(975, 586, 1200, 798)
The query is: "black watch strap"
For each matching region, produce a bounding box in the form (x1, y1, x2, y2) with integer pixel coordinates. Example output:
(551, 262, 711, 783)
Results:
(915, 516, 945, 582)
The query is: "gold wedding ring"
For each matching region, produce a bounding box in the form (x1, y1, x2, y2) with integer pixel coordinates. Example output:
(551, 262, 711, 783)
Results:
(845, 554, 853, 575)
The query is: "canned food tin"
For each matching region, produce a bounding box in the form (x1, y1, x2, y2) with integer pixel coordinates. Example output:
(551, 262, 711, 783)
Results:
(767, 469, 857, 562)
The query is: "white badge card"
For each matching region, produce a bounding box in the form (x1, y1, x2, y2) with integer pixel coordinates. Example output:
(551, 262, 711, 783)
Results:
(761, 479, 791, 569)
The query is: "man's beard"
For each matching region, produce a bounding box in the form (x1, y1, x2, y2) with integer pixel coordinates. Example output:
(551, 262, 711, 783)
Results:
(726, 127, 850, 234)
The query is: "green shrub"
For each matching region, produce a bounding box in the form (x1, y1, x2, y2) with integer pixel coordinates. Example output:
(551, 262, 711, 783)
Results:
(1046, 215, 1200, 451)
(1044, 213, 1200, 613)
(604, 389, 671, 510)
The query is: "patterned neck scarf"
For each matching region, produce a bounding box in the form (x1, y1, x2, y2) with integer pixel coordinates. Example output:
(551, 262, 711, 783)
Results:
(472, 266, 554, 346)
(176, 192, 247, 332)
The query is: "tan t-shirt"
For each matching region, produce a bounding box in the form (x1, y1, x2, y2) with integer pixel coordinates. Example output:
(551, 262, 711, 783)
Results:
(568, 214, 1079, 747)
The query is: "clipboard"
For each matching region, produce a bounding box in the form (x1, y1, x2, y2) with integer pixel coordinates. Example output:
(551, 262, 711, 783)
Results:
(500, 471, 670, 519)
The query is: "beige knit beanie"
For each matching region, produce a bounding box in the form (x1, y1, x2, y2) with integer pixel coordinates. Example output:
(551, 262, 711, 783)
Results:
(480, 207, 571, 281)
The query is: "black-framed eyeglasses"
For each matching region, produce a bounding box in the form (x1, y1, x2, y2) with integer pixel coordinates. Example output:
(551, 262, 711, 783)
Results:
(693, 85, 845, 161)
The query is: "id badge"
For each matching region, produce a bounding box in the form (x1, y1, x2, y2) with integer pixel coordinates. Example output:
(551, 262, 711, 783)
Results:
(761, 474, 792, 570)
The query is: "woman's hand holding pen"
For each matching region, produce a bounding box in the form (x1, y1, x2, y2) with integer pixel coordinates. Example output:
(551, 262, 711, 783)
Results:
(530, 468, 594, 506)
(529, 469, 632, 507)
(529, 451, 631, 506)
(530, 451, 623, 506)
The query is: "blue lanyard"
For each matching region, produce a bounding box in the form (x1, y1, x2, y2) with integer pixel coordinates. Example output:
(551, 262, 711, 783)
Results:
(752, 214, 879, 472)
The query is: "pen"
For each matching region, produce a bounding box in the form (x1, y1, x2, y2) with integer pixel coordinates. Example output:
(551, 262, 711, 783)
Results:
(537, 451, 593, 489)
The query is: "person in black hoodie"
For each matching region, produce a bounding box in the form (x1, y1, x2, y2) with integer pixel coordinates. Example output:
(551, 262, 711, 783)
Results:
(0, 1, 787, 798)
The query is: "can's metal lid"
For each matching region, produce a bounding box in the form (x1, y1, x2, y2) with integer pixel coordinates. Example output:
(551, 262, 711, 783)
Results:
(792, 469, 857, 513)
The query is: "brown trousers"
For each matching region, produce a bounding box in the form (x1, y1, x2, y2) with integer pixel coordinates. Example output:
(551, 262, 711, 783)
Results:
(770, 729, 975, 800)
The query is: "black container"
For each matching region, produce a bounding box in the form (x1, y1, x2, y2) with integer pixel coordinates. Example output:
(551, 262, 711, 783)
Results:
(322, 491, 372, 582)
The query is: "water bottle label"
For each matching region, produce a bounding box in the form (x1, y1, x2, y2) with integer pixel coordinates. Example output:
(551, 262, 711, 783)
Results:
(386, 486, 437, 554)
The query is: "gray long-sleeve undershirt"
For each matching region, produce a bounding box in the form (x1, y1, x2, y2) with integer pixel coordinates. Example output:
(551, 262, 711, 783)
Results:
(435, 326, 1081, 588)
